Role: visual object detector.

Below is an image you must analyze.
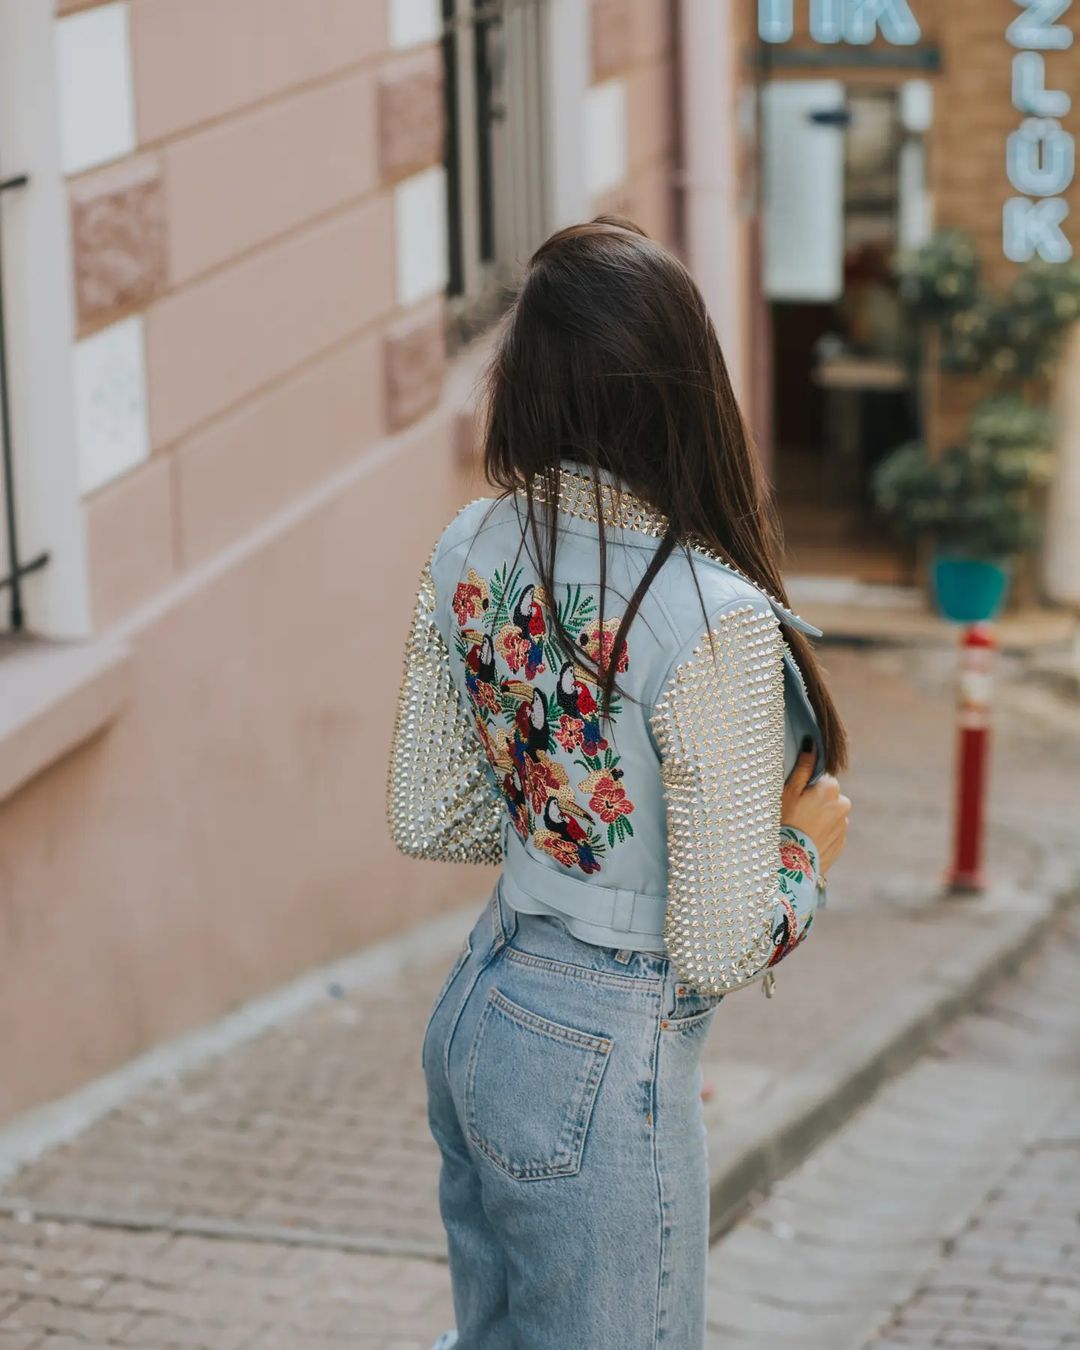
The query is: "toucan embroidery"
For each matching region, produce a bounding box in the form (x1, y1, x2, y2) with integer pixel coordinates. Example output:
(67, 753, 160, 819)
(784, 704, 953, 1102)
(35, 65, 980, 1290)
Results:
(451, 563, 635, 875)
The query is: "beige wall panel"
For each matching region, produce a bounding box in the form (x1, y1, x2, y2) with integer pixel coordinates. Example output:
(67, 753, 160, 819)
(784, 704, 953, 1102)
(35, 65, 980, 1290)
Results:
(592, 0, 632, 82)
(625, 161, 678, 249)
(130, 0, 388, 144)
(0, 422, 490, 1119)
(629, 0, 674, 64)
(85, 456, 176, 629)
(174, 331, 383, 567)
(145, 195, 394, 448)
(626, 58, 676, 173)
(164, 71, 379, 285)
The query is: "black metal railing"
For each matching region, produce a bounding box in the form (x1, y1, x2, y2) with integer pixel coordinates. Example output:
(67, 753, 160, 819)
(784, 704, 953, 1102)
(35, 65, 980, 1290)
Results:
(0, 158, 49, 632)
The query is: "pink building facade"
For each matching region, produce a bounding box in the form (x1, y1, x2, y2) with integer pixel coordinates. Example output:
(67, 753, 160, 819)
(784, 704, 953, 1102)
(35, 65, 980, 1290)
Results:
(0, 0, 682, 1119)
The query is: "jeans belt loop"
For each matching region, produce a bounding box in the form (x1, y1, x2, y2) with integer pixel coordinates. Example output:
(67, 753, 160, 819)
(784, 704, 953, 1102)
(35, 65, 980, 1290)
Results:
(610, 889, 635, 934)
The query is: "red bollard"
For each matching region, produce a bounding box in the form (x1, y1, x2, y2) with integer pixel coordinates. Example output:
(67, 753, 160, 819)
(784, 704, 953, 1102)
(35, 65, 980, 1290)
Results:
(947, 623, 997, 894)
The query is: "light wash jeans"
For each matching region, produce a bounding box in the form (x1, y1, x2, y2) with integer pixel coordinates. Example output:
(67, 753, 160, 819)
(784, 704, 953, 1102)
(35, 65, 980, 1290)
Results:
(422, 881, 725, 1349)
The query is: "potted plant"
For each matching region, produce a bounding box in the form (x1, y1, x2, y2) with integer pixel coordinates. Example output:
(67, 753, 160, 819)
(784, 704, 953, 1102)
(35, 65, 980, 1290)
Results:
(873, 399, 1054, 622)
(873, 234, 1080, 621)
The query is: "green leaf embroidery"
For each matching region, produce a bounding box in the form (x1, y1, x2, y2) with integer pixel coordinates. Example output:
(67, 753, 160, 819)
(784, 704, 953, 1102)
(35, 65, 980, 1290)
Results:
(488, 563, 524, 637)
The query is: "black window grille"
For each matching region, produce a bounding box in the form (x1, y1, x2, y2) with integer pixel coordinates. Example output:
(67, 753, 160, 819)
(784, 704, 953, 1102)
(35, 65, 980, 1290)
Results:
(0, 155, 48, 633)
(442, 0, 549, 342)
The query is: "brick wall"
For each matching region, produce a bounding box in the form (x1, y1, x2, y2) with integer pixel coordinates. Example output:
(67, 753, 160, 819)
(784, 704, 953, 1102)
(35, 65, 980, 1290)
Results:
(933, 0, 1080, 446)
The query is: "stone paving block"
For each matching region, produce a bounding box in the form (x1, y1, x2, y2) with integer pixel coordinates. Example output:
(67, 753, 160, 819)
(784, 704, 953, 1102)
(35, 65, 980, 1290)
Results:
(707, 909, 1080, 1350)
(3, 1297, 140, 1341)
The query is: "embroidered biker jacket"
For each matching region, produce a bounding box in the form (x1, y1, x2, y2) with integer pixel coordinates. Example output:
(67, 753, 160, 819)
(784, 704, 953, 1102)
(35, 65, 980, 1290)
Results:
(387, 462, 828, 997)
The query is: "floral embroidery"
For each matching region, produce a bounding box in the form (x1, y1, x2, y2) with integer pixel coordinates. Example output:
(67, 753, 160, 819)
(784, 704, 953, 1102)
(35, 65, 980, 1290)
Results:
(523, 752, 572, 815)
(453, 569, 490, 626)
(495, 625, 531, 674)
(578, 768, 635, 833)
(554, 715, 585, 753)
(779, 838, 813, 878)
(579, 616, 629, 679)
(451, 564, 635, 875)
(772, 827, 818, 963)
(778, 826, 818, 904)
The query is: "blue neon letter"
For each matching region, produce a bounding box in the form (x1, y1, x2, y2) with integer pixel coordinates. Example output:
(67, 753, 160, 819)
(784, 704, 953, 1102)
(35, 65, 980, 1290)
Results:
(1007, 0, 1074, 52)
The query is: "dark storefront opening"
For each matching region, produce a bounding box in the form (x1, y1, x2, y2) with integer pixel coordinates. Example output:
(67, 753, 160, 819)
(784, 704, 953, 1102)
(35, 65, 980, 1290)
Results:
(764, 81, 931, 584)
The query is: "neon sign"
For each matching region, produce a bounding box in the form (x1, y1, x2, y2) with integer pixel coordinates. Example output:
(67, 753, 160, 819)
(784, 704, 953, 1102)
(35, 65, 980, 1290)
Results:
(1005, 0, 1075, 262)
(759, 0, 922, 46)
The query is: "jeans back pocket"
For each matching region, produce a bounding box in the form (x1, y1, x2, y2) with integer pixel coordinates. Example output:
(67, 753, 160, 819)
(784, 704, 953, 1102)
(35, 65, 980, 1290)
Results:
(464, 987, 611, 1181)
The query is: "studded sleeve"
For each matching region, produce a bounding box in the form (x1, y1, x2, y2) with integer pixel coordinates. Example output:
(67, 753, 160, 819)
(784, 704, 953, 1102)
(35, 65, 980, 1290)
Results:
(386, 554, 504, 865)
(650, 601, 823, 997)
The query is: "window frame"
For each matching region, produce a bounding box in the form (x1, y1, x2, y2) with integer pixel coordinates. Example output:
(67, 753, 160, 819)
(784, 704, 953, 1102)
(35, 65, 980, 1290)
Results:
(441, 0, 554, 347)
(0, 0, 90, 640)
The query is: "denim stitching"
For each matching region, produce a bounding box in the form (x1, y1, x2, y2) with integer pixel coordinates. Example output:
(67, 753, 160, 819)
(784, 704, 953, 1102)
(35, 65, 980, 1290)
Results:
(486, 987, 612, 1052)
(504, 946, 664, 993)
(648, 989, 667, 1348)
(463, 988, 612, 1181)
(442, 940, 496, 1082)
(421, 937, 471, 1073)
(441, 891, 514, 1081)
(660, 1005, 721, 1033)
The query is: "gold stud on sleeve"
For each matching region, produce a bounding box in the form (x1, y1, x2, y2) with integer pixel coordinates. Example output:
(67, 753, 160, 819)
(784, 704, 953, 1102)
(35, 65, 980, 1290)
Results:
(650, 604, 788, 996)
(386, 554, 504, 866)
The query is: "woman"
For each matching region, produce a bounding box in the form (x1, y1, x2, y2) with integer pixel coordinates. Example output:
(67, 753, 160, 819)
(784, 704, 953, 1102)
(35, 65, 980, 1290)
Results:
(387, 217, 851, 1349)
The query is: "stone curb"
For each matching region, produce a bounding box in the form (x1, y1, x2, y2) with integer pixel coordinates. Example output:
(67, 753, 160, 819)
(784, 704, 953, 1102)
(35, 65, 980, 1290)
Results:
(707, 867, 1080, 1242)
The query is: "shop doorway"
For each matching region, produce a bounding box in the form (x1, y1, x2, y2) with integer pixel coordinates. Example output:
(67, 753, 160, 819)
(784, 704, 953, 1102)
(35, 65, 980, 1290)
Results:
(762, 77, 933, 585)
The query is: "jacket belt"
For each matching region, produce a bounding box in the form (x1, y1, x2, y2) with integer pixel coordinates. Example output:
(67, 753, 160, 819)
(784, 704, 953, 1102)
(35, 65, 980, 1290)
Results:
(501, 828, 668, 938)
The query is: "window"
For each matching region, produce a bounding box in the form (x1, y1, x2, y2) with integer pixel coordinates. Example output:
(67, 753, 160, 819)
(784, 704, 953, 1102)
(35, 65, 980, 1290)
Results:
(0, 0, 91, 640)
(0, 166, 48, 633)
(442, 0, 550, 341)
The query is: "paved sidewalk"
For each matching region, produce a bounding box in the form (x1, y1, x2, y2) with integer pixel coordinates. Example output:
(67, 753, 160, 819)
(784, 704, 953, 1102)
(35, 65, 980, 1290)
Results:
(704, 903, 1080, 1349)
(0, 644, 1077, 1347)
(868, 911, 1080, 1350)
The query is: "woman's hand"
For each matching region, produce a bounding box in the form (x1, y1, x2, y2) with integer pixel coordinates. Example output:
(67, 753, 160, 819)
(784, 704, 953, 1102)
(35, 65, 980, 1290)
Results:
(781, 739, 851, 875)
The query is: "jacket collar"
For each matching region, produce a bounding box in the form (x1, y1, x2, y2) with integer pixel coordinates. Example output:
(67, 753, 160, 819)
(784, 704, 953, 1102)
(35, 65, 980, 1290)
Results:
(521, 460, 824, 639)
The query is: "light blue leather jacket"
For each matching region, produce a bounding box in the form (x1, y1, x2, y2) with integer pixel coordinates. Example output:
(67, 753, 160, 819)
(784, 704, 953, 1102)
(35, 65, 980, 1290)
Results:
(388, 463, 828, 997)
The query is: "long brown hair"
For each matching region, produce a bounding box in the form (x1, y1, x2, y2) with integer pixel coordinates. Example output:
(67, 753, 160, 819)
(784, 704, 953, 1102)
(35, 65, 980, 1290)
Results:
(482, 216, 848, 775)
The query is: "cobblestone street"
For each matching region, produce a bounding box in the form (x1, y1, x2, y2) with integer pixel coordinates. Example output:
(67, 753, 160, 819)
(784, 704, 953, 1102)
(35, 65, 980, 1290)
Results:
(0, 643, 1078, 1348)
(705, 903, 1080, 1350)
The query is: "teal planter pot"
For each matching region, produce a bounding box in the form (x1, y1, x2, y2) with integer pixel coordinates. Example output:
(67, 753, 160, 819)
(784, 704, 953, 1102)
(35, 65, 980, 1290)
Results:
(931, 555, 1012, 623)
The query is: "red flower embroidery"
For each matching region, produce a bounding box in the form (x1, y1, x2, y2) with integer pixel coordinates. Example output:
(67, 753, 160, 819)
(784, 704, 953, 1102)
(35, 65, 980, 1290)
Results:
(452, 569, 490, 626)
(779, 840, 813, 876)
(580, 620, 629, 677)
(496, 625, 531, 674)
(579, 770, 634, 824)
(470, 681, 501, 716)
(554, 715, 585, 752)
(524, 753, 570, 815)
